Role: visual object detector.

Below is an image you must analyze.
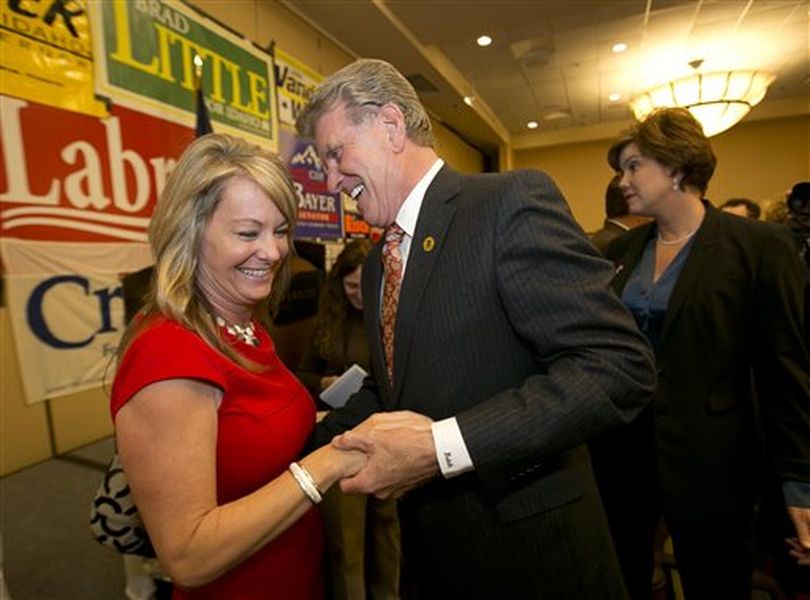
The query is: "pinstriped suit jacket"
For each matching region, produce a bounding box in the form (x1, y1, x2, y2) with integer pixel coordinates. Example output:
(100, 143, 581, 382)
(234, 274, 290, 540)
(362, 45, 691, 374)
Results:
(317, 165, 655, 598)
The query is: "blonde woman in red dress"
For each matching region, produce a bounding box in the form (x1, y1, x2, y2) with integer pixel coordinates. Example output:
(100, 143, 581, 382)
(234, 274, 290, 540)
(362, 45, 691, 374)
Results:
(112, 134, 365, 599)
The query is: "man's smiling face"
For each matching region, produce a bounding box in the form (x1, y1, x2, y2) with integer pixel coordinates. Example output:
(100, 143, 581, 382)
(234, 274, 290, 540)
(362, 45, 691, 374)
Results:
(315, 102, 402, 228)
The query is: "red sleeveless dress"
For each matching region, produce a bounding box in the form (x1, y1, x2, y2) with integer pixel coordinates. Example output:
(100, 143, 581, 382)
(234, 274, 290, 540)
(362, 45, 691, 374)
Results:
(112, 316, 324, 599)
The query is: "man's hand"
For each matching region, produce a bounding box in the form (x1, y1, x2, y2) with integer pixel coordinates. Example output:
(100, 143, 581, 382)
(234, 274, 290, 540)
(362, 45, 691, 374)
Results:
(331, 411, 440, 499)
(787, 506, 810, 566)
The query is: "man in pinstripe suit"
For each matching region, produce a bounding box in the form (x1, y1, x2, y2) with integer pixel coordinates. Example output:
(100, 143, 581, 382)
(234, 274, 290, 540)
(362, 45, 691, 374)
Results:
(298, 59, 655, 599)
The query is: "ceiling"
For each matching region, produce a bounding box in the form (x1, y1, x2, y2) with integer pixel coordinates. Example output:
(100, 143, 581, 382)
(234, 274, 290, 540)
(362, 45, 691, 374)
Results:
(280, 0, 809, 159)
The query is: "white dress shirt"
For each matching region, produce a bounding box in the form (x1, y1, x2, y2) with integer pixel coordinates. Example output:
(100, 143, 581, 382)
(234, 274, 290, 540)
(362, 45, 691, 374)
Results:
(387, 158, 473, 478)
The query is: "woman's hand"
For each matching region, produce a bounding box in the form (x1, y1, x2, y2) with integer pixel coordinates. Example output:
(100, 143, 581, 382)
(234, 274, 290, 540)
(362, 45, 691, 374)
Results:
(330, 445, 367, 479)
(298, 444, 367, 497)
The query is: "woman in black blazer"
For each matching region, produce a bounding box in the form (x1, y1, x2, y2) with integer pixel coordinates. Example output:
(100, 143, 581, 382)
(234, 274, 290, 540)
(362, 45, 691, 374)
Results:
(591, 107, 810, 599)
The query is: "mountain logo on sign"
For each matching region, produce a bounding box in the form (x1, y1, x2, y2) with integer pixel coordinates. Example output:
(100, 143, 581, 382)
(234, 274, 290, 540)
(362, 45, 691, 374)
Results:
(290, 144, 322, 169)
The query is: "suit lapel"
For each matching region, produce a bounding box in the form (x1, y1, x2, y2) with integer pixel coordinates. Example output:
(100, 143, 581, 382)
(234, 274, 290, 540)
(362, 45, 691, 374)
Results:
(612, 224, 654, 294)
(657, 203, 719, 347)
(391, 166, 461, 402)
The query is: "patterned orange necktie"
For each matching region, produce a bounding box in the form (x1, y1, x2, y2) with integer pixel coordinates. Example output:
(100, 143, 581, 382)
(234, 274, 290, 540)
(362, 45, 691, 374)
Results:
(381, 222, 405, 383)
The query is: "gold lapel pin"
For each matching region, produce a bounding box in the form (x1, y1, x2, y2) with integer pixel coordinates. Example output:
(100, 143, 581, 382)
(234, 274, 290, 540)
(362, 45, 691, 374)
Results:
(422, 236, 436, 252)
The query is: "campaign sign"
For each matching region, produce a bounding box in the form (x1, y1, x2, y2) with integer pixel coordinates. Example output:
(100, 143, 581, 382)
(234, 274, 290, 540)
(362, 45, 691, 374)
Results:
(281, 131, 342, 240)
(0, 95, 192, 402)
(274, 49, 320, 127)
(89, 0, 276, 147)
(0, 0, 107, 117)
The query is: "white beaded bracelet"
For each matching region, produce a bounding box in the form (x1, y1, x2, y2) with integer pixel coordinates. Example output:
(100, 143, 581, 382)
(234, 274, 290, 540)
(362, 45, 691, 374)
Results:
(289, 462, 322, 505)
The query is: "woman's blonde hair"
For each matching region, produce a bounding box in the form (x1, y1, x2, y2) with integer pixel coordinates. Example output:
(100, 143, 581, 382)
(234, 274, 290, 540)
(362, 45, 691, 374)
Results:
(118, 133, 298, 364)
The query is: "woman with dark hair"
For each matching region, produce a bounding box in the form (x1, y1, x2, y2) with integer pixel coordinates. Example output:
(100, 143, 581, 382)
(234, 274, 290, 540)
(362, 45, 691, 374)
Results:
(593, 108, 810, 599)
(299, 240, 373, 395)
(298, 239, 401, 600)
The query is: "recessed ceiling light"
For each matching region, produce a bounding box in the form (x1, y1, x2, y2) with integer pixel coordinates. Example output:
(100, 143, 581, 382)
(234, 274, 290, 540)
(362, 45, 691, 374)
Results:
(612, 42, 628, 53)
(477, 35, 492, 47)
(527, 120, 539, 129)
(463, 95, 474, 106)
(608, 92, 621, 102)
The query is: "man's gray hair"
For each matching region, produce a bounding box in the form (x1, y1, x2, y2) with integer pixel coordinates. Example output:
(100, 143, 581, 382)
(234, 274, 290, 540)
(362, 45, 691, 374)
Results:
(296, 58, 434, 147)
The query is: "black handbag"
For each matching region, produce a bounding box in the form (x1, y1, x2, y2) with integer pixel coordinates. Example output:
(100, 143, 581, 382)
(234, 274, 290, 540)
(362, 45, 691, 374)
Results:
(89, 454, 155, 557)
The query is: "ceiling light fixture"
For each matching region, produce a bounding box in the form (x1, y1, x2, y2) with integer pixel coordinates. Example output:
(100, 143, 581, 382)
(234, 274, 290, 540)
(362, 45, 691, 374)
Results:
(611, 42, 628, 53)
(608, 92, 621, 102)
(629, 60, 775, 137)
(527, 120, 539, 129)
(477, 35, 492, 47)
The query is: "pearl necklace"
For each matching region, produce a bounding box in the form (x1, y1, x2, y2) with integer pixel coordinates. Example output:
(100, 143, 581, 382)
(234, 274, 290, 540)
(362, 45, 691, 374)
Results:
(657, 227, 699, 246)
(215, 316, 260, 347)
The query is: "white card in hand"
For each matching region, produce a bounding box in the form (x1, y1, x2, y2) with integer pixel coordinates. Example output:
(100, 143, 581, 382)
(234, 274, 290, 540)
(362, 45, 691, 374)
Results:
(319, 364, 368, 408)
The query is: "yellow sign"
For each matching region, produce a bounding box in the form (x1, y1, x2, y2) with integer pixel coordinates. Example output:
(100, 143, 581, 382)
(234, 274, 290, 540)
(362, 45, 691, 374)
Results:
(0, 0, 107, 117)
(88, 0, 276, 148)
(275, 49, 322, 127)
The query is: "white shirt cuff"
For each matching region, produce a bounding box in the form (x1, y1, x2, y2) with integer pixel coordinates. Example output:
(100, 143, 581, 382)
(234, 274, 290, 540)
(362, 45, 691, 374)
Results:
(431, 417, 474, 478)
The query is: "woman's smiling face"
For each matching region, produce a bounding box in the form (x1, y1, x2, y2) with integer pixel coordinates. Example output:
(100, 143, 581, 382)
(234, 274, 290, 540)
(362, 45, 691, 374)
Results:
(197, 175, 289, 323)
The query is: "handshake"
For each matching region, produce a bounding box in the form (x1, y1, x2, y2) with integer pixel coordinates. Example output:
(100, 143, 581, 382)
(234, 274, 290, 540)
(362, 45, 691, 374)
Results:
(327, 411, 440, 499)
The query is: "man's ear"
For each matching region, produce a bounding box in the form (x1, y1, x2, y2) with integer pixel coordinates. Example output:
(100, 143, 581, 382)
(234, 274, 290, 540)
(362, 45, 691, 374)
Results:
(378, 103, 407, 152)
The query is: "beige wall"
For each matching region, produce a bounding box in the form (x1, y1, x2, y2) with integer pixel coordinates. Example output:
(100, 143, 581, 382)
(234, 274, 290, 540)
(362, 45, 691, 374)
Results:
(514, 138, 616, 232)
(432, 118, 486, 173)
(513, 114, 810, 232)
(1, 308, 52, 474)
(189, 0, 352, 79)
(1, 0, 486, 476)
(1, 307, 116, 475)
(711, 116, 810, 207)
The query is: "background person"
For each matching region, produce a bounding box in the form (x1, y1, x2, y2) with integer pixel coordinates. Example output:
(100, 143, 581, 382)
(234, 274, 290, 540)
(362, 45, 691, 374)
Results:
(596, 107, 810, 599)
(590, 174, 651, 253)
(763, 197, 790, 225)
(786, 181, 810, 377)
(297, 58, 656, 599)
(758, 180, 810, 597)
(298, 239, 401, 600)
(112, 134, 365, 599)
(786, 182, 810, 303)
(719, 197, 761, 219)
(298, 240, 373, 398)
